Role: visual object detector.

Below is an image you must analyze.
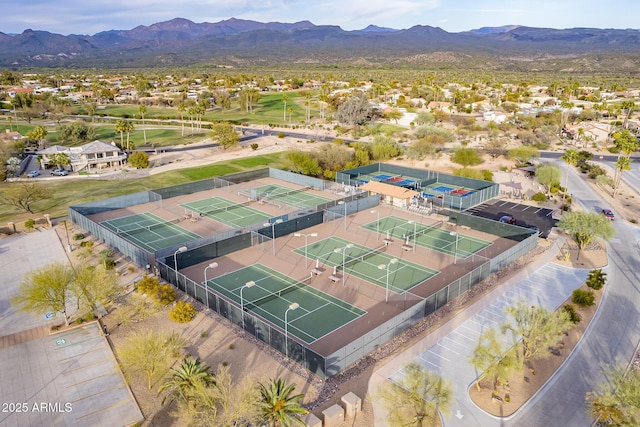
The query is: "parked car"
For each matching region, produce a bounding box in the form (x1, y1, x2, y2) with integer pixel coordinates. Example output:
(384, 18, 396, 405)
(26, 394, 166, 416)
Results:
(26, 170, 40, 178)
(51, 169, 68, 176)
(601, 209, 615, 220)
(499, 215, 517, 225)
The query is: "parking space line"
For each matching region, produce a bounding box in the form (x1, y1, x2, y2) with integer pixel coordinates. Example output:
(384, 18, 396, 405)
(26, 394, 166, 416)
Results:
(65, 371, 117, 388)
(75, 396, 135, 420)
(70, 383, 126, 404)
(62, 358, 112, 374)
(427, 349, 451, 361)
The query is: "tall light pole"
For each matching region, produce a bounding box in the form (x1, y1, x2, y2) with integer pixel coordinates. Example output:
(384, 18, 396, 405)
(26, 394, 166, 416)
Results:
(173, 246, 187, 284)
(450, 231, 459, 264)
(371, 209, 380, 240)
(408, 220, 417, 253)
(378, 258, 398, 302)
(284, 302, 299, 358)
(203, 262, 218, 310)
(240, 280, 255, 329)
(338, 200, 347, 229)
(294, 232, 318, 269)
(334, 243, 353, 286)
(263, 218, 283, 256)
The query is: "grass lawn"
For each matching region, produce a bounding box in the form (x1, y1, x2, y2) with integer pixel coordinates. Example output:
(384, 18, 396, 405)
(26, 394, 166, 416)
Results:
(0, 152, 287, 225)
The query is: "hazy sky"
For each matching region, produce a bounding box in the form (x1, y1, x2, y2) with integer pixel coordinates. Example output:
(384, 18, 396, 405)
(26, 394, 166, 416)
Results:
(3, 0, 638, 35)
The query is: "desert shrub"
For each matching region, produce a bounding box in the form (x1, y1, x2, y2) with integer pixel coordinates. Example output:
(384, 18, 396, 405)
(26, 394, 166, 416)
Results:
(572, 289, 595, 307)
(84, 313, 96, 321)
(586, 269, 607, 290)
(73, 233, 85, 240)
(168, 301, 197, 323)
(588, 165, 607, 179)
(103, 259, 116, 270)
(250, 143, 258, 151)
(481, 170, 493, 181)
(561, 304, 582, 324)
(155, 284, 176, 305)
(532, 192, 547, 202)
(80, 240, 94, 248)
(75, 317, 83, 325)
(24, 219, 36, 232)
(277, 132, 285, 138)
(137, 275, 161, 294)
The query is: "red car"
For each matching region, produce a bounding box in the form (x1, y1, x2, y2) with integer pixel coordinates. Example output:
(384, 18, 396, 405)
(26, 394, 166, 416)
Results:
(601, 209, 615, 220)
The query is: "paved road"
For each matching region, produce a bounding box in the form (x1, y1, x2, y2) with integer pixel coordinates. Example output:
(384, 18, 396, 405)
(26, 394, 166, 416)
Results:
(506, 163, 640, 426)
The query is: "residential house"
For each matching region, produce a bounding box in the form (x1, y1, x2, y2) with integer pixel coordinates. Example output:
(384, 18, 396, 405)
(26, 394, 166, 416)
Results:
(39, 140, 126, 172)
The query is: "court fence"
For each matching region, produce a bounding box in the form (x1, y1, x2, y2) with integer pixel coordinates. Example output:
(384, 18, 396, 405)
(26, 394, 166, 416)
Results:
(337, 162, 499, 210)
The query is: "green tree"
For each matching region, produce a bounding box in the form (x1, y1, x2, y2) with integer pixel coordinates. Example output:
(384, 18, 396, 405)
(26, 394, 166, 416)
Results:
(557, 211, 615, 260)
(177, 102, 186, 136)
(502, 302, 573, 361)
(257, 378, 308, 427)
(385, 108, 403, 124)
(28, 125, 48, 148)
(370, 135, 401, 161)
(451, 147, 483, 167)
(71, 264, 121, 314)
(560, 149, 579, 203)
(24, 218, 36, 232)
(117, 330, 187, 390)
(535, 163, 562, 192)
(50, 152, 70, 169)
(128, 151, 150, 168)
(138, 104, 147, 145)
(586, 367, 640, 426)
(508, 146, 540, 164)
(469, 329, 519, 392)
(159, 357, 215, 406)
(0, 182, 49, 213)
(285, 150, 322, 176)
(376, 362, 453, 426)
(11, 262, 74, 326)
(209, 122, 239, 150)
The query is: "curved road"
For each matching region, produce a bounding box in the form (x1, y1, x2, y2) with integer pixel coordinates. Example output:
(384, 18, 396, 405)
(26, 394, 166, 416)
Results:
(507, 162, 640, 426)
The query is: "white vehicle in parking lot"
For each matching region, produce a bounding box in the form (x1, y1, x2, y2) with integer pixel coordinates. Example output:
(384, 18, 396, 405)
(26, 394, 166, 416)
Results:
(51, 169, 68, 176)
(26, 170, 40, 178)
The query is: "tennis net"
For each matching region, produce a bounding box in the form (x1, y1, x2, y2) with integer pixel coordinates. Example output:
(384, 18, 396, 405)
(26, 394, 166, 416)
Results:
(407, 220, 443, 241)
(340, 244, 387, 272)
(116, 218, 181, 235)
(243, 280, 304, 311)
(258, 186, 310, 201)
(198, 200, 251, 217)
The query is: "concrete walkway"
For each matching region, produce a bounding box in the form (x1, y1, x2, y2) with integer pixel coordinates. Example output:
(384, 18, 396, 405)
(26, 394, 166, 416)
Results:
(369, 235, 591, 426)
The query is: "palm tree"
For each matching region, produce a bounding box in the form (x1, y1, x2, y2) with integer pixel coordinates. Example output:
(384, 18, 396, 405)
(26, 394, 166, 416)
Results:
(560, 149, 579, 204)
(115, 120, 127, 148)
(138, 104, 147, 145)
(282, 93, 289, 121)
(177, 102, 186, 136)
(376, 362, 453, 426)
(158, 357, 215, 406)
(257, 378, 308, 427)
(613, 156, 631, 197)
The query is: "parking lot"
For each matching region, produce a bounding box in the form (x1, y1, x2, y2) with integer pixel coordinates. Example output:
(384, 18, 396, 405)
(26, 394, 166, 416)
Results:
(465, 200, 557, 238)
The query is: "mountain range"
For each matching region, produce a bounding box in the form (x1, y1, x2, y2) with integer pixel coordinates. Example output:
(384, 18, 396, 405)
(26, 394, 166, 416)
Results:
(1, 18, 640, 70)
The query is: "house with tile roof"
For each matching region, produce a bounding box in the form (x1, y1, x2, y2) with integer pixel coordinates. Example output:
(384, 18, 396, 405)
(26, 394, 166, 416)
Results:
(38, 140, 126, 172)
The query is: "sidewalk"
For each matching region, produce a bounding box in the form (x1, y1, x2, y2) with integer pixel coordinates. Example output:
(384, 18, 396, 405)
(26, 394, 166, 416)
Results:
(369, 235, 590, 426)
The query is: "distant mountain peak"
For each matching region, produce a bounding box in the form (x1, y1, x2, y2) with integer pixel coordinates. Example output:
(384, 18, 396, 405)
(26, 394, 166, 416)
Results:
(468, 25, 521, 35)
(357, 24, 398, 33)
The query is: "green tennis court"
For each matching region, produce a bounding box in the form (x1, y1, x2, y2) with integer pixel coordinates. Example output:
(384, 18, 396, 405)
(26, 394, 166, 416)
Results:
(207, 264, 366, 344)
(181, 196, 270, 227)
(251, 184, 331, 208)
(101, 212, 201, 252)
(294, 236, 439, 293)
(363, 215, 491, 258)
